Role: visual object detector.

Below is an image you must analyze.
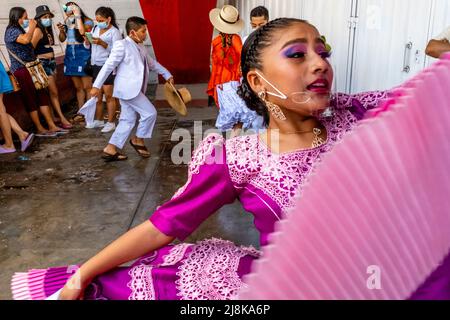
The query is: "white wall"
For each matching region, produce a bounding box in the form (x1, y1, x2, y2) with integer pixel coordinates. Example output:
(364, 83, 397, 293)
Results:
(235, 0, 450, 92)
(236, 0, 302, 39)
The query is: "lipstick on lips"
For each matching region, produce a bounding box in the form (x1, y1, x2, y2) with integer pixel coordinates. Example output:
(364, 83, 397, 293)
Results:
(306, 79, 330, 94)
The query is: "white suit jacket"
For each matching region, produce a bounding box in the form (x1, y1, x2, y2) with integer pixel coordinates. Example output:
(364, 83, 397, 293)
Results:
(93, 36, 172, 100)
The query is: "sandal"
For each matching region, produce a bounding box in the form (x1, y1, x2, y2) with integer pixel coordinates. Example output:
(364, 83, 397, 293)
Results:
(129, 140, 150, 158)
(71, 114, 85, 123)
(52, 128, 70, 136)
(0, 145, 16, 154)
(20, 133, 35, 152)
(101, 152, 128, 162)
(35, 131, 58, 138)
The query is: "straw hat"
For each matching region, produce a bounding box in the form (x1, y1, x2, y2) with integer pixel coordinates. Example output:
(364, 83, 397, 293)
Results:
(209, 5, 244, 34)
(164, 82, 191, 116)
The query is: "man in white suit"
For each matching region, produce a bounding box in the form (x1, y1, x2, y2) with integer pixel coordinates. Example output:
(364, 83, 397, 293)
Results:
(91, 16, 174, 161)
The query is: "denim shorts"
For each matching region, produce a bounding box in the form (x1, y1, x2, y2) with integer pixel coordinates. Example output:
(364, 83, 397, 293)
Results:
(64, 44, 91, 76)
(40, 58, 57, 77)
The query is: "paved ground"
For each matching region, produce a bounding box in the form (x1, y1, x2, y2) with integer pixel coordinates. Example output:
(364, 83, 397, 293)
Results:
(0, 105, 259, 300)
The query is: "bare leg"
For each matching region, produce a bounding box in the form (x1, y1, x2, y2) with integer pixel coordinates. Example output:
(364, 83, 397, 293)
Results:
(7, 114, 29, 141)
(0, 94, 14, 148)
(94, 88, 104, 121)
(39, 105, 61, 132)
(48, 75, 71, 126)
(29, 110, 48, 134)
(103, 85, 116, 124)
(82, 76, 92, 101)
(71, 77, 85, 110)
(230, 122, 243, 138)
(114, 98, 120, 119)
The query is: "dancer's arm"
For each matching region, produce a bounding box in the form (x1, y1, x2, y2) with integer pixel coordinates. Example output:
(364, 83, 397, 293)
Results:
(60, 134, 238, 299)
(59, 220, 174, 300)
(60, 134, 237, 300)
(426, 39, 450, 59)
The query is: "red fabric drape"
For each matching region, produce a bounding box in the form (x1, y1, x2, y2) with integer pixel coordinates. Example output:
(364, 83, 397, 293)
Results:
(139, 0, 217, 84)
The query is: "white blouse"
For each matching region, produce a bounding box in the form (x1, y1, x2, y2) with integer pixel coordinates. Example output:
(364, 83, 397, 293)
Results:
(87, 26, 123, 66)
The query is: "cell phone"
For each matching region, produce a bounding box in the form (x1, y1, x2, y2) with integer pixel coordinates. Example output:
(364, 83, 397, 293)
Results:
(85, 32, 94, 43)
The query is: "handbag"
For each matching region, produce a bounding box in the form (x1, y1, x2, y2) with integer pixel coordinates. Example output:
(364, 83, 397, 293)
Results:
(0, 50, 20, 92)
(7, 71, 21, 92)
(6, 48, 49, 90)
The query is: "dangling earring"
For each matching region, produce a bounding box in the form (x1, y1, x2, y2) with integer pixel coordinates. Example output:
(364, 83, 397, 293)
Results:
(258, 91, 287, 121)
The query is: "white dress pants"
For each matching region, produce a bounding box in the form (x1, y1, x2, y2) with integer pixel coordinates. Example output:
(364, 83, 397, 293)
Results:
(109, 92, 157, 149)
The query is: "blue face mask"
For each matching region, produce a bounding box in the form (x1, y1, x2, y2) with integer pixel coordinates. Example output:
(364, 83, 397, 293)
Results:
(21, 19, 29, 29)
(97, 21, 108, 29)
(41, 18, 52, 28)
(63, 5, 73, 14)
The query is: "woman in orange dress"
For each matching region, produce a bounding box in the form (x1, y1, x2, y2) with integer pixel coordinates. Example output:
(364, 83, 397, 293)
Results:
(207, 5, 243, 105)
(206, 31, 242, 106)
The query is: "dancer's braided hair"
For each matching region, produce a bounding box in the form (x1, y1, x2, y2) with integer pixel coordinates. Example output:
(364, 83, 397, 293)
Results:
(238, 18, 310, 127)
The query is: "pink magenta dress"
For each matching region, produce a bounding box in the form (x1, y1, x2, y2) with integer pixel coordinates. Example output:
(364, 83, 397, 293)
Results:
(17, 91, 443, 300)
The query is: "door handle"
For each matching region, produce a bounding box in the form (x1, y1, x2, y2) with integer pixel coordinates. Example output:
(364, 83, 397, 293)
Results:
(403, 42, 413, 73)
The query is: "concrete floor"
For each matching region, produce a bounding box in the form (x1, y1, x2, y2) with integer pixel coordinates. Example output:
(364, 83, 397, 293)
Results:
(0, 105, 259, 300)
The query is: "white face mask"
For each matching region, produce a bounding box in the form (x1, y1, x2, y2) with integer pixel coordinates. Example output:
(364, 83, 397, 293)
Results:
(255, 70, 312, 104)
(41, 18, 52, 28)
(130, 31, 145, 44)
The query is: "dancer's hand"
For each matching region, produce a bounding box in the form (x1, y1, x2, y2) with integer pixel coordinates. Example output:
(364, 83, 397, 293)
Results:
(58, 284, 85, 300)
(58, 271, 91, 300)
(167, 77, 174, 85)
(90, 87, 101, 99)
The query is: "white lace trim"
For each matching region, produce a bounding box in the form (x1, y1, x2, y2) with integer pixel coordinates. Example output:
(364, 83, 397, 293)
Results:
(127, 264, 155, 300)
(226, 109, 358, 212)
(176, 238, 261, 300)
(161, 243, 193, 267)
(127, 244, 193, 300)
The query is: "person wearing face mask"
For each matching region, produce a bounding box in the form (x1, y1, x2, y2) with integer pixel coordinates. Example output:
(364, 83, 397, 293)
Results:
(57, 2, 94, 123)
(16, 16, 424, 302)
(11, 18, 395, 302)
(88, 16, 173, 162)
(83, 7, 122, 133)
(16, 18, 450, 300)
(31, 5, 72, 130)
(4, 6, 64, 137)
